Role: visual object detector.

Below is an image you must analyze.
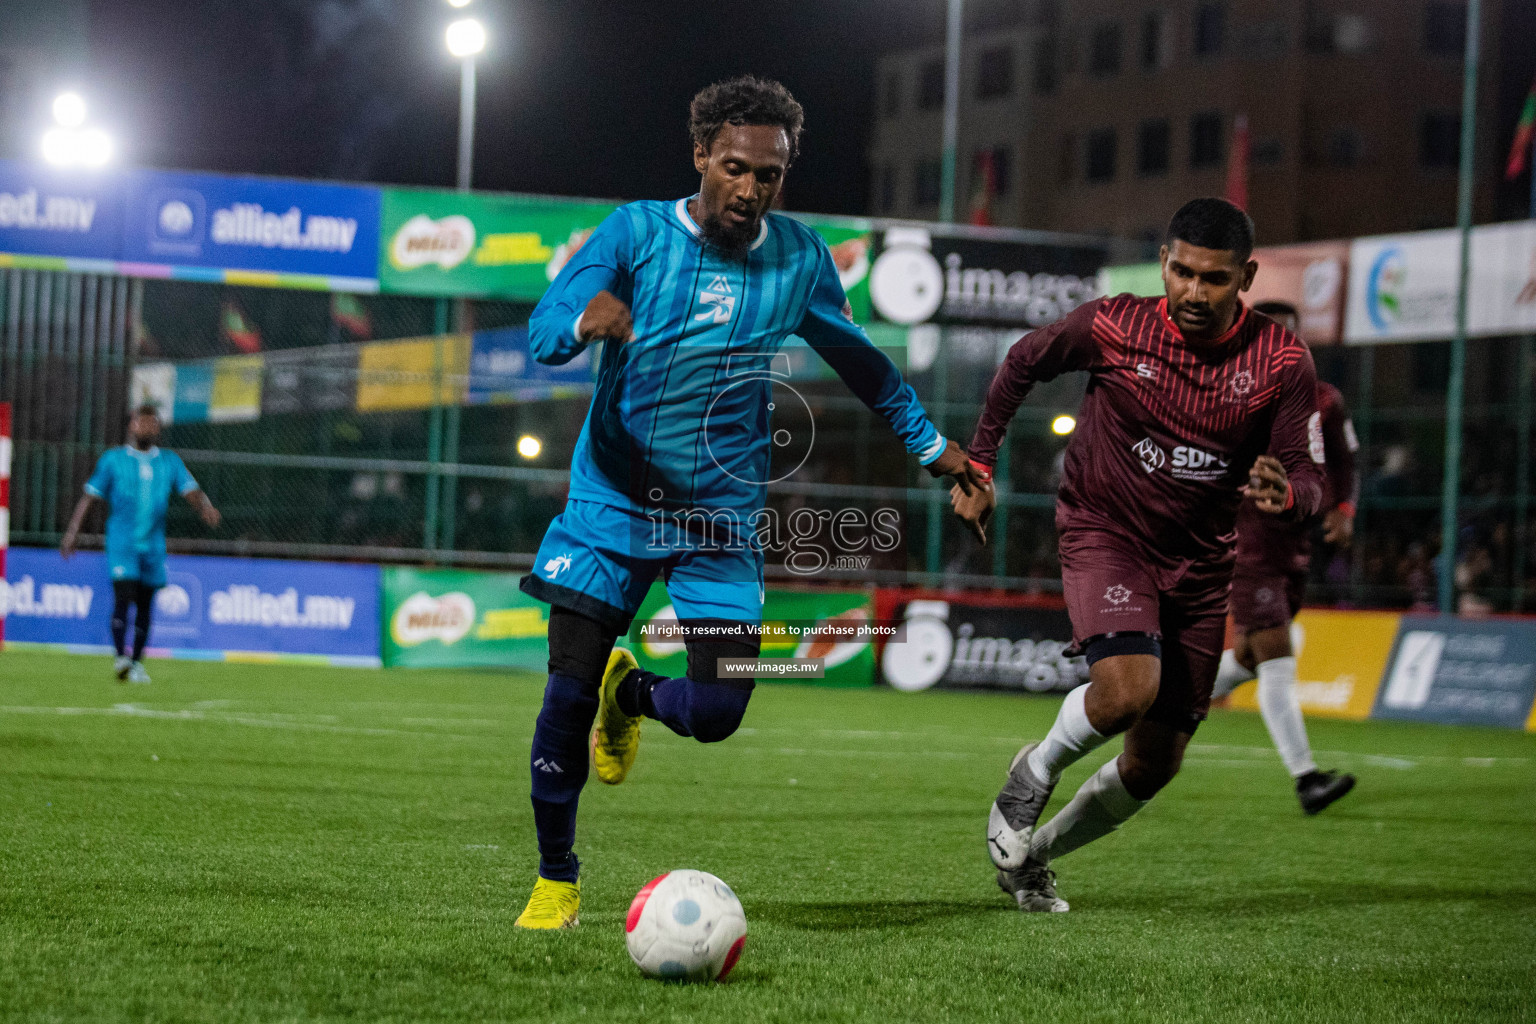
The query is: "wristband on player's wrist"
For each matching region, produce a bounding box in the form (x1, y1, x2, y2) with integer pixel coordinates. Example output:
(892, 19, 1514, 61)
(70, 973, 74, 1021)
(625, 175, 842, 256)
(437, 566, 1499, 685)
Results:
(1282, 481, 1295, 511)
(968, 459, 993, 481)
(1336, 501, 1356, 519)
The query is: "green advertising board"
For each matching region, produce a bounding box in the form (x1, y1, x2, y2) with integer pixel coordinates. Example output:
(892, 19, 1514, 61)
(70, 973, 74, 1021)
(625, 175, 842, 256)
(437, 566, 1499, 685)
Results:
(627, 584, 876, 687)
(379, 188, 618, 300)
(1100, 261, 1164, 298)
(381, 566, 550, 669)
(792, 213, 874, 324)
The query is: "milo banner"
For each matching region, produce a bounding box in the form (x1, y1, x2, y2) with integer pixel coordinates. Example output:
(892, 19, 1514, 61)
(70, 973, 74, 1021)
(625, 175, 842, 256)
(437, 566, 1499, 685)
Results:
(378, 188, 618, 300)
(382, 566, 550, 670)
(875, 591, 1084, 694)
(628, 584, 876, 687)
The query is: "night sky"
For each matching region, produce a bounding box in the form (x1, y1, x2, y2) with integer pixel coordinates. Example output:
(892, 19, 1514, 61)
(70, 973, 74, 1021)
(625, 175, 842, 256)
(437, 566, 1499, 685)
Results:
(84, 0, 945, 214)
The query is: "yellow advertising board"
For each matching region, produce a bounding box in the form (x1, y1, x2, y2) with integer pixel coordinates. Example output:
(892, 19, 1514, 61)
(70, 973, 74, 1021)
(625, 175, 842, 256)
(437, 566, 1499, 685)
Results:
(208, 355, 264, 423)
(355, 334, 470, 412)
(1229, 609, 1401, 720)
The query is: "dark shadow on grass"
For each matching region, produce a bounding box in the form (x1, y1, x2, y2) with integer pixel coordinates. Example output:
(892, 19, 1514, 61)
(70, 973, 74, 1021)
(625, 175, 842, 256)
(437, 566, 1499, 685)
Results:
(747, 898, 1004, 931)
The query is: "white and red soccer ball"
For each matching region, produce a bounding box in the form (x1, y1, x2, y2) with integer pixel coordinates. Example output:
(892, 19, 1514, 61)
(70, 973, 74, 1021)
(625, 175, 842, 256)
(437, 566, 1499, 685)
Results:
(625, 869, 747, 982)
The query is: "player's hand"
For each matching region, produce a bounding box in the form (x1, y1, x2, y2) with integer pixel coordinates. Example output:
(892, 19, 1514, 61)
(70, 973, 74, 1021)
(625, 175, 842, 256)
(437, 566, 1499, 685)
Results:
(1243, 454, 1291, 514)
(201, 505, 223, 529)
(925, 439, 989, 496)
(1322, 507, 1354, 547)
(950, 480, 996, 545)
(60, 534, 76, 560)
(578, 290, 636, 343)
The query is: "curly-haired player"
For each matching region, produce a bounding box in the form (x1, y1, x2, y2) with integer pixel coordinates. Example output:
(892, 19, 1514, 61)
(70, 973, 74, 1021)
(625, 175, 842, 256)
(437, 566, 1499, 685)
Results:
(511, 76, 985, 928)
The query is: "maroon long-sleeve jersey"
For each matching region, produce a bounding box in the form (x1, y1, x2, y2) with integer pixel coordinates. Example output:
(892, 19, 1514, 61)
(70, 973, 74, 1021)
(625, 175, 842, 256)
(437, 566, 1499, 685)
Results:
(1234, 380, 1359, 567)
(969, 294, 1326, 571)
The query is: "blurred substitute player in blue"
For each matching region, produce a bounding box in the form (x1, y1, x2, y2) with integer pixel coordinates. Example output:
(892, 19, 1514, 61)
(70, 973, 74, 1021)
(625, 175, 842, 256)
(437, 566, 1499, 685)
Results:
(60, 405, 221, 683)
(512, 76, 985, 928)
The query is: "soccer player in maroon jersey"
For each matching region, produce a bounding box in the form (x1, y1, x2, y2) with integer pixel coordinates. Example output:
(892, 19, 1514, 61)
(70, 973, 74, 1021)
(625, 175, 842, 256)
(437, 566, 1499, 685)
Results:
(1211, 300, 1360, 816)
(952, 199, 1326, 912)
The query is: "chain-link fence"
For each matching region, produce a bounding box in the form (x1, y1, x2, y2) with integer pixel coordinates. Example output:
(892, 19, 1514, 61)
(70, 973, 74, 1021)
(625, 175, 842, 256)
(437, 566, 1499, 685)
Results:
(4, 267, 1533, 610)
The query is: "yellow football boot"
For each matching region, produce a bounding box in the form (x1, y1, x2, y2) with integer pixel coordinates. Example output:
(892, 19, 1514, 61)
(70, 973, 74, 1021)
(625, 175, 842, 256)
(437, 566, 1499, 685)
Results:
(592, 647, 642, 785)
(514, 875, 581, 929)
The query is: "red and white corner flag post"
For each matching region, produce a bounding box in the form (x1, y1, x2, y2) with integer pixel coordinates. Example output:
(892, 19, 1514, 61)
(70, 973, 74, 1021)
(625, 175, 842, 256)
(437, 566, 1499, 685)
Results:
(0, 403, 11, 650)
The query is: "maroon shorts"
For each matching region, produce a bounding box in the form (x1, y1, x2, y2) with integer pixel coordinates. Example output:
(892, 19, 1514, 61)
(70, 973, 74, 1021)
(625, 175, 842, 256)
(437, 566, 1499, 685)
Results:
(1058, 528, 1231, 732)
(1229, 537, 1312, 633)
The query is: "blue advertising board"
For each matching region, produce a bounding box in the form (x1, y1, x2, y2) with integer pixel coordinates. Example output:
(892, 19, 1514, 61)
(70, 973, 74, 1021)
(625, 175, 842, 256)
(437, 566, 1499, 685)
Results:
(1, 548, 381, 666)
(466, 326, 594, 404)
(0, 159, 123, 262)
(1373, 615, 1536, 729)
(120, 169, 381, 283)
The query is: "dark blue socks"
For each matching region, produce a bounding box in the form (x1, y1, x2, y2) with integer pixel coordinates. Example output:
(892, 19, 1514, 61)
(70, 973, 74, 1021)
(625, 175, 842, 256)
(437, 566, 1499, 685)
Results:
(529, 672, 598, 882)
(621, 670, 753, 743)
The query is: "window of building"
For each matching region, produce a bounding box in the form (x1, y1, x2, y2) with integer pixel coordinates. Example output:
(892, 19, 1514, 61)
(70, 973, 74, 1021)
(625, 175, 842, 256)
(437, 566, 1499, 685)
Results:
(1194, 3, 1225, 56)
(1328, 127, 1363, 168)
(1089, 24, 1122, 77)
(914, 158, 943, 206)
(976, 46, 1014, 99)
(918, 59, 945, 110)
(1140, 12, 1166, 69)
(879, 165, 898, 213)
(1190, 111, 1224, 167)
(1085, 129, 1117, 182)
(1237, 20, 1289, 58)
(1306, 13, 1377, 53)
(1138, 119, 1170, 175)
(1252, 137, 1285, 166)
(973, 146, 1013, 195)
(1420, 112, 1461, 168)
(1059, 132, 1077, 182)
(882, 70, 901, 118)
(1424, 2, 1466, 55)
(1034, 36, 1060, 94)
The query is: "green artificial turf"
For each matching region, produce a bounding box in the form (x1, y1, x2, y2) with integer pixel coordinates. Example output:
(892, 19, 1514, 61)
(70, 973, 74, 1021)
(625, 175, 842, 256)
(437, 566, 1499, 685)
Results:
(1, 650, 1532, 1023)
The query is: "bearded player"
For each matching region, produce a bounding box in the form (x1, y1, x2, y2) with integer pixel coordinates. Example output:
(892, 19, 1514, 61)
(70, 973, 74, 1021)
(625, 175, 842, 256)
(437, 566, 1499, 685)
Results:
(1210, 300, 1360, 815)
(952, 199, 1325, 912)
(512, 76, 984, 929)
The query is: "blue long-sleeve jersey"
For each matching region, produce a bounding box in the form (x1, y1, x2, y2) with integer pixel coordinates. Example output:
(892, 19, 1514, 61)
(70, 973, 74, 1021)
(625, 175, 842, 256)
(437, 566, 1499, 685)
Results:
(530, 197, 945, 514)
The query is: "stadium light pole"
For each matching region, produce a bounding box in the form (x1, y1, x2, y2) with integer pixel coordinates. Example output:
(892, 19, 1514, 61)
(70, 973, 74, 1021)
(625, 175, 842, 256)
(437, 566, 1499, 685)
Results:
(446, 17, 486, 191)
(937, 0, 963, 223)
(1438, 0, 1480, 614)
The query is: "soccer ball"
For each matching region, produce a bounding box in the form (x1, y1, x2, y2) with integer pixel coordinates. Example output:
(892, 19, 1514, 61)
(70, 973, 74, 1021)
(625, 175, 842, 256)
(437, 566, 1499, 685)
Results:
(625, 869, 747, 982)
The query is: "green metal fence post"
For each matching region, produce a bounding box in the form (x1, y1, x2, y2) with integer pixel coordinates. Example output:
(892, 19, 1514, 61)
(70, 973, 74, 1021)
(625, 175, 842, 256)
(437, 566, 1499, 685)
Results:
(441, 299, 466, 553)
(925, 330, 949, 576)
(423, 297, 450, 553)
(1438, 0, 1480, 613)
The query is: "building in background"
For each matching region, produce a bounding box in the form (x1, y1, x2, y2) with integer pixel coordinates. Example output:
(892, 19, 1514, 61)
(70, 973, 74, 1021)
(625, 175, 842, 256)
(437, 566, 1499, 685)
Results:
(871, 0, 1515, 244)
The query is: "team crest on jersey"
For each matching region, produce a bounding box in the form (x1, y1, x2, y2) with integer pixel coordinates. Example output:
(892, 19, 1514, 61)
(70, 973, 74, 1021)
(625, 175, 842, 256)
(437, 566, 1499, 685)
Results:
(1104, 584, 1132, 605)
(694, 274, 737, 324)
(1224, 369, 1255, 403)
(1132, 437, 1167, 474)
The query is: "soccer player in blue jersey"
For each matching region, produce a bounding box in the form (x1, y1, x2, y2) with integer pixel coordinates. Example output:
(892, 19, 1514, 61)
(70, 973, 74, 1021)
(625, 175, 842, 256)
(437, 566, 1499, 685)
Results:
(60, 405, 221, 683)
(512, 76, 985, 928)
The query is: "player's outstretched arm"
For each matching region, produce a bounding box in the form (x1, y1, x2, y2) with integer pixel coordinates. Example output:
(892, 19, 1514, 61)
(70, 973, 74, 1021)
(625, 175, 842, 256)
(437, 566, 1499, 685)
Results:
(529, 209, 634, 365)
(185, 489, 222, 530)
(1319, 385, 1359, 546)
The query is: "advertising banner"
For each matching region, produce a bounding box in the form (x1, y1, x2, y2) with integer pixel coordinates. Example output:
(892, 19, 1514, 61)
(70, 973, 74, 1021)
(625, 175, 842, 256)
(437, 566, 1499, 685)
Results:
(1249, 241, 1349, 344)
(381, 566, 550, 669)
(355, 334, 471, 412)
(121, 169, 381, 285)
(794, 213, 875, 323)
(466, 326, 594, 405)
(378, 188, 617, 299)
(629, 584, 876, 687)
(1345, 230, 1460, 343)
(1228, 609, 1397, 720)
(1469, 219, 1536, 336)
(868, 225, 1106, 328)
(0, 159, 123, 263)
(262, 345, 359, 416)
(1373, 615, 1536, 729)
(1098, 261, 1163, 299)
(877, 594, 1084, 693)
(0, 547, 381, 665)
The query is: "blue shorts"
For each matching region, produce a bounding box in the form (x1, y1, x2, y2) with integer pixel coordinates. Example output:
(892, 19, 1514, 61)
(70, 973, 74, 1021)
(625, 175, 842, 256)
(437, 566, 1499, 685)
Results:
(520, 499, 764, 633)
(108, 548, 167, 588)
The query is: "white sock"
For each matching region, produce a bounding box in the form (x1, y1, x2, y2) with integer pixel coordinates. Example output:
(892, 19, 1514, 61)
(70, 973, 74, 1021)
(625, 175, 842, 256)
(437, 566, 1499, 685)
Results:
(1256, 656, 1317, 778)
(1026, 685, 1107, 784)
(1290, 621, 1306, 659)
(1028, 757, 1147, 864)
(1211, 648, 1256, 698)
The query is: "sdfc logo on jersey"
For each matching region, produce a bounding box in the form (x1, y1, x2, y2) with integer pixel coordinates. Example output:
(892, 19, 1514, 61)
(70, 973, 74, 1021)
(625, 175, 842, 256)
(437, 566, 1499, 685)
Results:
(1132, 437, 1167, 474)
(694, 274, 736, 325)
